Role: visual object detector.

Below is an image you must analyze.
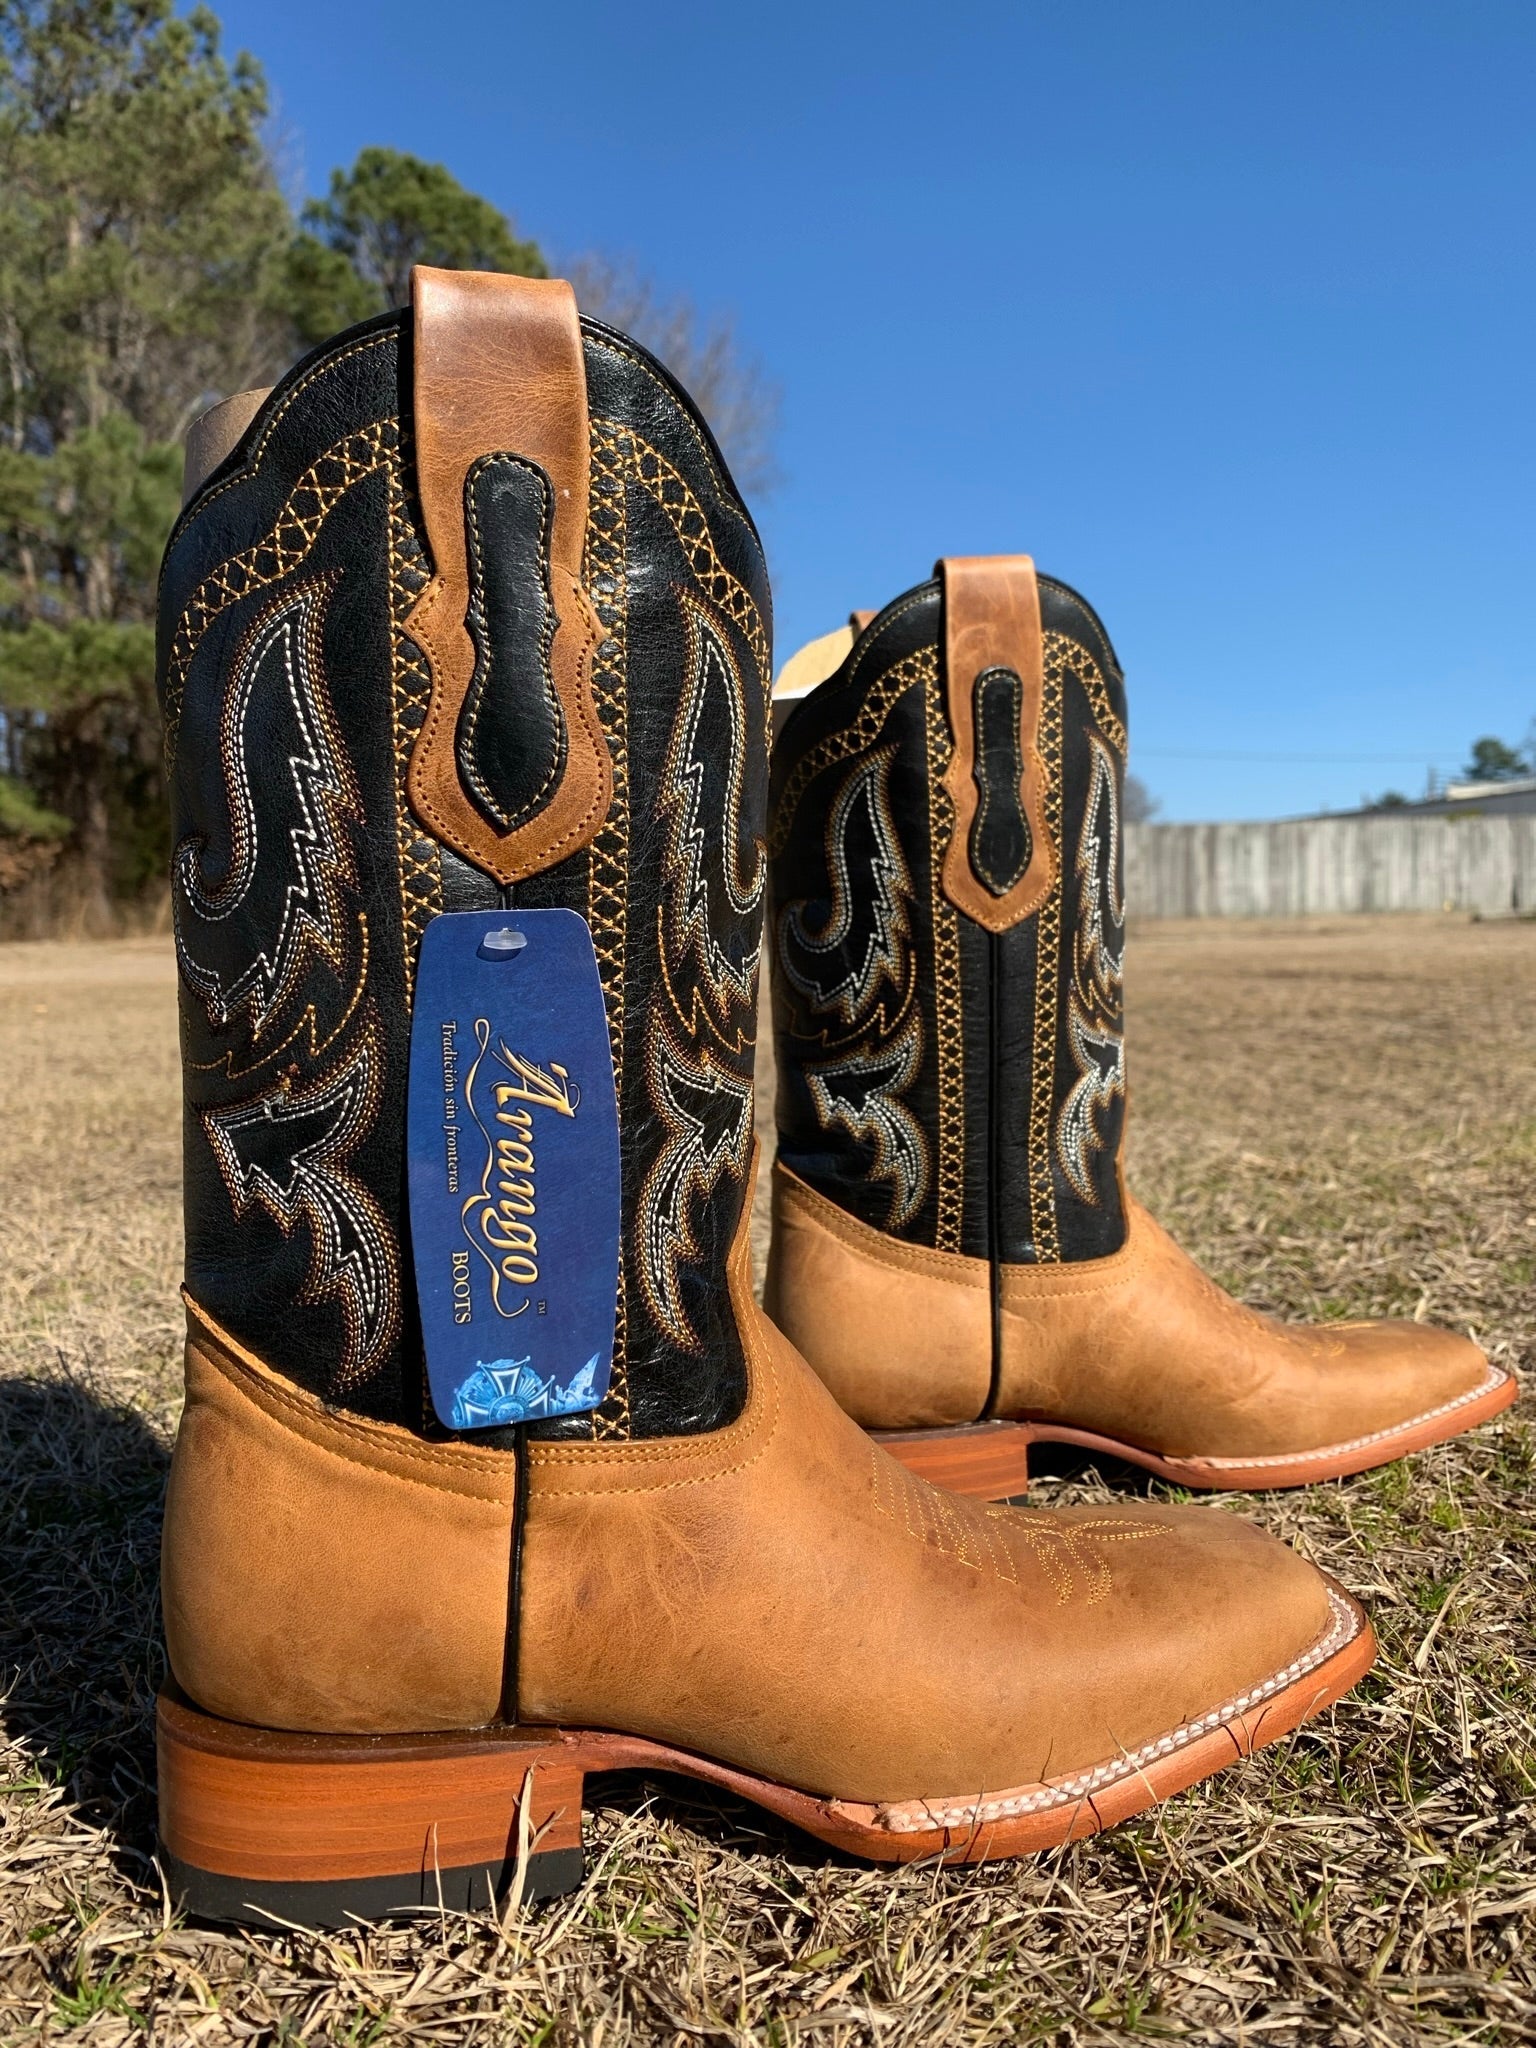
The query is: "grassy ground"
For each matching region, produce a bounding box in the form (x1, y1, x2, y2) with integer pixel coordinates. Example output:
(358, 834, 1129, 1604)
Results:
(0, 916, 1531, 2045)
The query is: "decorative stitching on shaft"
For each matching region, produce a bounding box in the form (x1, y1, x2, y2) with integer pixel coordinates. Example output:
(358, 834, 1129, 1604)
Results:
(920, 645, 965, 1253)
(1046, 630, 1127, 759)
(167, 334, 395, 543)
(602, 430, 770, 696)
(1026, 651, 1065, 1260)
(385, 438, 441, 997)
(457, 452, 567, 831)
(164, 418, 400, 771)
(968, 666, 1030, 895)
(585, 419, 633, 1438)
(768, 646, 929, 860)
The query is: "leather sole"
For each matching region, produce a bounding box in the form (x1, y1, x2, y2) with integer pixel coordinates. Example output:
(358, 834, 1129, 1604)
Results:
(157, 1584, 1373, 1928)
(874, 1362, 1518, 1499)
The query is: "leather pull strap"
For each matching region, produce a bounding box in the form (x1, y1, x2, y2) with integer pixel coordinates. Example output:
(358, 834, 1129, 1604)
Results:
(937, 555, 1055, 931)
(406, 266, 611, 885)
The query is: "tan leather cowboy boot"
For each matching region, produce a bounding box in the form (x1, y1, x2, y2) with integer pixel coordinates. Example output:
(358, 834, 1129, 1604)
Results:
(765, 560, 1515, 1498)
(155, 290, 1373, 1928)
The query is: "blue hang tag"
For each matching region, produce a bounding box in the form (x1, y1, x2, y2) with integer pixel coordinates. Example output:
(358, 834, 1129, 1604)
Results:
(407, 908, 620, 1431)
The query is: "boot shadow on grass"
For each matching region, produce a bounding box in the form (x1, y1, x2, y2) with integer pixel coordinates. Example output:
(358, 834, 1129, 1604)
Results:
(0, 1370, 170, 1903)
(1020, 1440, 1159, 1497)
(583, 1771, 851, 1877)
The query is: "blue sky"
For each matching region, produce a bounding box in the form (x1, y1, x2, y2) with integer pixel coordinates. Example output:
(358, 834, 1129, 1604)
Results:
(213, 0, 1535, 822)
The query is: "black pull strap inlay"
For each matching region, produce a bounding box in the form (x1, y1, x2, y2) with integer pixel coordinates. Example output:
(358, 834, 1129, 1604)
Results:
(455, 452, 569, 835)
(969, 665, 1031, 896)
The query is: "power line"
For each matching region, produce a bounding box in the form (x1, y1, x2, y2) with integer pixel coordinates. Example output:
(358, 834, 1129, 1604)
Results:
(1133, 749, 1459, 766)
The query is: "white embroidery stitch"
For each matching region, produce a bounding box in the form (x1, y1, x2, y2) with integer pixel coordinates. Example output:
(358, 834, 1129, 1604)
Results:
(1057, 1004, 1126, 1205)
(636, 1018, 755, 1351)
(202, 1019, 400, 1390)
(778, 746, 914, 1030)
(1075, 733, 1125, 1011)
(805, 1018, 930, 1227)
(1057, 733, 1126, 1204)
(655, 590, 766, 1026)
(174, 577, 362, 1039)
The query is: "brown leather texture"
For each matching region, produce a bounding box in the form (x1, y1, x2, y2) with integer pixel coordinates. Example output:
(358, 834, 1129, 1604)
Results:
(938, 555, 1055, 931)
(158, 1593, 1372, 1886)
(764, 1163, 990, 1426)
(158, 1693, 584, 1884)
(181, 388, 272, 504)
(162, 1300, 516, 1735)
(997, 1196, 1495, 1458)
(517, 1177, 1338, 1805)
(772, 1164, 1496, 1458)
(405, 265, 610, 884)
(164, 1186, 1345, 1806)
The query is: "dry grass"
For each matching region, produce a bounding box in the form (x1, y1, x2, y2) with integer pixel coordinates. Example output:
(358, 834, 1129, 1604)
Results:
(0, 916, 1532, 2045)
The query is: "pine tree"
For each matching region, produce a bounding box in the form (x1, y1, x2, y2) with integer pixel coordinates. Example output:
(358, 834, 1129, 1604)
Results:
(291, 146, 547, 338)
(0, 0, 296, 924)
(0, 16, 772, 930)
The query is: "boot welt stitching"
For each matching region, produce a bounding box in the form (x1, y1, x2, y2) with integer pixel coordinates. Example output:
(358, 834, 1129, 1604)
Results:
(857, 1585, 1361, 1833)
(1174, 1363, 1511, 1470)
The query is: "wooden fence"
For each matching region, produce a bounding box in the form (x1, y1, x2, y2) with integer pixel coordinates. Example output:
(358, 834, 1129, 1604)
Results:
(1124, 814, 1536, 919)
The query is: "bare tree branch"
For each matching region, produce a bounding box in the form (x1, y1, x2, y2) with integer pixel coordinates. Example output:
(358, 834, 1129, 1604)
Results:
(564, 254, 781, 500)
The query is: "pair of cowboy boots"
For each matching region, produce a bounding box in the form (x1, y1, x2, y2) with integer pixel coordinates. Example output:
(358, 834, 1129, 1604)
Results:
(764, 562, 1514, 1499)
(154, 271, 1514, 1927)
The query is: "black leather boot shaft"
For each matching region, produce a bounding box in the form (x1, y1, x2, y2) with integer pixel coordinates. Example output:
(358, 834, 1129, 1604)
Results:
(159, 301, 770, 1438)
(769, 571, 1128, 1268)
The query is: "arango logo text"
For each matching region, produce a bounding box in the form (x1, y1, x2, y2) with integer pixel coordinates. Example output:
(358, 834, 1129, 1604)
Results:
(460, 1017, 579, 1315)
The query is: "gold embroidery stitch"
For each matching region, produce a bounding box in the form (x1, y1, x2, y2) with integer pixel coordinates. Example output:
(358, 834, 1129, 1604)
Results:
(768, 646, 929, 859)
(385, 441, 442, 998)
(591, 428, 770, 706)
(585, 420, 632, 1437)
(1022, 634, 1124, 1254)
(778, 745, 913, 1035)
(172, 575, 363, 1042)
(920, 645, 966, 1253)
(164, 419, 400, 772)
(984, 1508, 1168, 1605)
(869, 1451, 1166, 1602)
(656, 587, 766, 1030)
(1026, 651, 1066, 1260)
(201, 1009, 401, 1394)
(185, 916, 372, 1081)
(621, 426, 763, 1362)
(1045, 630, 1127, 758)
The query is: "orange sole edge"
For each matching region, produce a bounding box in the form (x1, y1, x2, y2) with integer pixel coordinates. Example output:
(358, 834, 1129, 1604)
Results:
(157, 1586, 1374, 1928)
(876, 1365, 1518, 1498)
